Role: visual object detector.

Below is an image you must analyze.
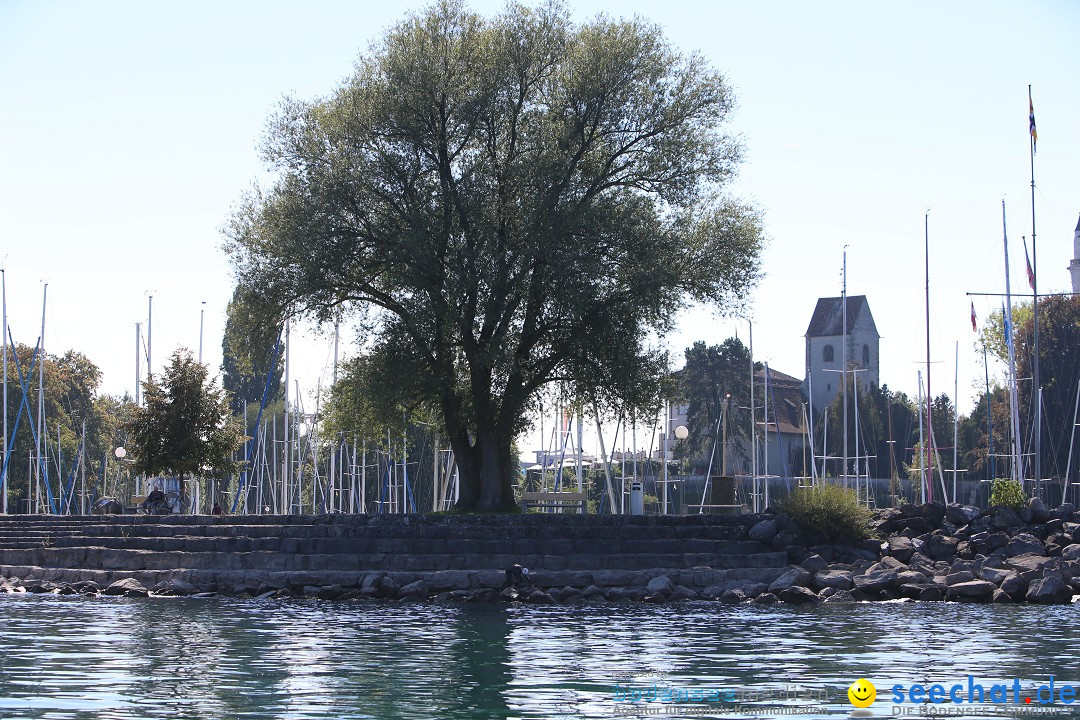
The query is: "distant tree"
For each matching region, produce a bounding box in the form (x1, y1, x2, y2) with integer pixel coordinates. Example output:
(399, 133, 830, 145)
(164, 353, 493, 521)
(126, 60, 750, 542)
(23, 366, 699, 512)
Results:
(675, 338, 757, 469)
(226, 2, 764, 509)
(1014, 294, 1080, 479)
(221, 284, 284, 416)
(127, 349, 243, 504)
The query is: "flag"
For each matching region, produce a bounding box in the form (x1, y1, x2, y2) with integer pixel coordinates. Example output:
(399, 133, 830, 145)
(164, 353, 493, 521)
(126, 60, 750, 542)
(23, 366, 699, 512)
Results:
(1029, 88, 1037, 153)
(1023, 236, 1035, 290)
(971, 301, 977, 332)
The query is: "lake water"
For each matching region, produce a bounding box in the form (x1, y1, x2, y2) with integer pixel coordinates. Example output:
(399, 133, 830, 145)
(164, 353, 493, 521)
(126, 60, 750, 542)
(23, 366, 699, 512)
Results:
(0, 595, 1078, 719)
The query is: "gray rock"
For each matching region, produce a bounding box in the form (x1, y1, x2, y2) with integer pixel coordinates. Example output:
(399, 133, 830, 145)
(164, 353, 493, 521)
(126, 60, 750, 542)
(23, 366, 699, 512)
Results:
(823, 589, 857, 603)
(579, 584, 603, 599)
(719, 588, 748, 603)
(1006, 533, 1045, 557)
(1061, 544, 1080, 561)
(669, 585, 698, 601)
(947, 580, 997, 599)
(777, 586, 819, 604)
(899, 582, 945, 601)
(991, 508, 1023, 529)
(161, 578, 197, 596)
(523, 589, 555, 604)
(799, 554, 829, 573)
(874, 556, 908, 571)
(318, 584, 346, 601)
(767, 567, 810, 594)
(992, 588, 1013, 603)
(852, 569, 898, 594)
(1029, 497, 1050, 523)
(645, 575, 675, 596)
(999, 572, 1027, 599)
(1007, 553, 1055, 574)
(896, 570, 928, 585)
(748, 518, 778, 542)
(812, 570, 853, 591)
(946, 503, 981, 525)
(397, 580, 428, 600)
(1026, 575, 1072, 604)
(886, 536, 916, 563)
(752, 592, 779, 604)
(978, 567, 1010, 585)
(375, 575, 400, 599)
(103, 578, 149, 597)
(926, 535, 958, 560)
(944, 570, 976, 586)
(818, 587, 837, 599)
(498, 587, 520, 602)
(603, 587, 633, 602)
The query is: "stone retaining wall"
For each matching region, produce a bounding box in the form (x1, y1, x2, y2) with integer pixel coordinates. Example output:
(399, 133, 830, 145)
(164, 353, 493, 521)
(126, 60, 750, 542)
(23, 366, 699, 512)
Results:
(1, 502, 1078, 604)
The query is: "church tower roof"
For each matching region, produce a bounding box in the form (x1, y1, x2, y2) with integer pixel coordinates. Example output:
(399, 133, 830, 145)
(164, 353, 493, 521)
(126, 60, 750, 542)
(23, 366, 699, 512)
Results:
(805, 295, 879, 338)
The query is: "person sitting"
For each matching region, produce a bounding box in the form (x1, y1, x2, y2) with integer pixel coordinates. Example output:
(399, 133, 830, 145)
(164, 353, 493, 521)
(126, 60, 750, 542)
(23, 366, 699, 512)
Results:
(211, 503, 224, 516)
(503, 564, 534, 588)
(141, 488, 166, 512)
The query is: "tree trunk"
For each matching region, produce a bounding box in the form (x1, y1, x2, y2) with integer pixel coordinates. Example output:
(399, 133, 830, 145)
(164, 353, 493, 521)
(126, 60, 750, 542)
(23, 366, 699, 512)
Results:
(449, 420, 516, 512)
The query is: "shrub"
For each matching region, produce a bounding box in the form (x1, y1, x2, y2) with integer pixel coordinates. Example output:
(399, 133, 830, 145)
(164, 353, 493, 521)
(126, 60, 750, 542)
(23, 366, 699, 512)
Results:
(779, 483, 873, 542)
(989, 478, 1026, 512)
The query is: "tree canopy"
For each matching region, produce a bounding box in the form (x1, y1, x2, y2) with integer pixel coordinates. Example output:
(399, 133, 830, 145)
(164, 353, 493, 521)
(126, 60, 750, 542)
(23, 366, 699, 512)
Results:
(226, 0, 764, 509)
(127, 349, 243, 481)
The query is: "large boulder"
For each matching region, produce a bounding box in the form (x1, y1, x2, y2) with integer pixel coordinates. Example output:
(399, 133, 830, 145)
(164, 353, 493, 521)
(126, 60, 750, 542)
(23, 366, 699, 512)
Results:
(944, 571, 976, 586)
(104, 578, 149, 598)
(768, 567, 811, 594)
(885, 536, 916, 563)
(999, 572, 1028, 600)
(1006, 533, 1045, 557)
(646, 575, 675, 597)
(812, 570, 854, 592)
(1029, 497, 1050, 523)
(1026, 576, 1073, 604)
(777, 586, 819, 604)
(1061, 544, 1080, 561)
(853, 569, 899, 594)
(946, 580, 996, 600)
(1006, 554, 1056, 574)
(925, 534, 958, 561)
(799, 554, 829, 573)
(397, 580, 429, 601)
(991, 508, 1023, 530)
(945, 503, 981, 526)
(748, 519, 778, 543)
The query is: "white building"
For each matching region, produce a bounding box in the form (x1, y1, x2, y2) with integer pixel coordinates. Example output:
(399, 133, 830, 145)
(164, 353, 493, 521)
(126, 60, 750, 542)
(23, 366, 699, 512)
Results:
(803, 295, 880, 412)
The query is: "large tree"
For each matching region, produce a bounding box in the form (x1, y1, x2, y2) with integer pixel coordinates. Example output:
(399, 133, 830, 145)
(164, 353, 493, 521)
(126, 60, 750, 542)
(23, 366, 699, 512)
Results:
(127, 349, 243, 502)
(676, 338, 757, 468)
(226, 1, 763, 510)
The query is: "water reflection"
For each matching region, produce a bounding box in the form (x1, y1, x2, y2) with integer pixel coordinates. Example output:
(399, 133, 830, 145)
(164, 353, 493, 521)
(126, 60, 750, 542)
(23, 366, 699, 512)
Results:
(0, 596, 1076, 719)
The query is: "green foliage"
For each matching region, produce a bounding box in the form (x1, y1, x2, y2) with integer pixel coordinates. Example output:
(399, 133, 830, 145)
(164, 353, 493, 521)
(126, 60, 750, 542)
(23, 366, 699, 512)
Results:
(989, 477, 1026, 512)
(226, 1, 763, 510)
(675, 338, 756, 468)
(127, 349, 244, 480)
(780, 483, 873, 542)
(221, 284, 283, 415)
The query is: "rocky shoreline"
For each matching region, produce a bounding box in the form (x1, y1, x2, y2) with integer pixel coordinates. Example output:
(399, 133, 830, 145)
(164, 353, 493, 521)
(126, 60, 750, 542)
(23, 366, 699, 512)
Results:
(1, 500, 1079, 604)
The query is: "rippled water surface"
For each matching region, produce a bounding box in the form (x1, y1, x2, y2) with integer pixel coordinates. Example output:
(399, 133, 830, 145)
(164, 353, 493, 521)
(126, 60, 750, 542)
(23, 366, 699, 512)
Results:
(0, 595, 1078, 719)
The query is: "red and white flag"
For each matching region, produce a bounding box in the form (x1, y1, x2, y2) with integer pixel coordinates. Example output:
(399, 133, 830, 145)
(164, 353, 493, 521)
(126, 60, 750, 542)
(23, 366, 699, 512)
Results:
(971, 301, 977, 332)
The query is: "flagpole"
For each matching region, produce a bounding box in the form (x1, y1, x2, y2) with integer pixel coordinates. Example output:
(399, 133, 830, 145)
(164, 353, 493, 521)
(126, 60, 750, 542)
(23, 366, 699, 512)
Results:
(1028, 84, 1041, 499)
(1003, 201, 1024, 489)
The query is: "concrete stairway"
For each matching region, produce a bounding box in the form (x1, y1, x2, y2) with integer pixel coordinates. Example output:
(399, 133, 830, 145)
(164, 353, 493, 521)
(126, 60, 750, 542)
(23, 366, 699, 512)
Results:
(0, 513, 790, 594)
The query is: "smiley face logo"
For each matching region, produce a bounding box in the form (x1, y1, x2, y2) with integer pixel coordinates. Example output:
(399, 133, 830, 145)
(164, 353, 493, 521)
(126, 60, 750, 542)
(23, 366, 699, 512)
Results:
(848, 678, 876, 708)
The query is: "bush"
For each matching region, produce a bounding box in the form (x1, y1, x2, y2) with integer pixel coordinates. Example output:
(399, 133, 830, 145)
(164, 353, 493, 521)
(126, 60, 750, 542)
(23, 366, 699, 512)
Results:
(779, 483, 873, 542)
(990, 478, 1026, 512)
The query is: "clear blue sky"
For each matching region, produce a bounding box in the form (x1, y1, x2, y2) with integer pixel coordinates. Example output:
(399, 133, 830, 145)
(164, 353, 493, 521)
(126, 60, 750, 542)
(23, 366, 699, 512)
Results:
(1, 1, 1078, 445)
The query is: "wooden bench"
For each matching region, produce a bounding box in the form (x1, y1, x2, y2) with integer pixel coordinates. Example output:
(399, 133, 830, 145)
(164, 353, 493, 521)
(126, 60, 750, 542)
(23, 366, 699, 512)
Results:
(520, 491, 588, 513)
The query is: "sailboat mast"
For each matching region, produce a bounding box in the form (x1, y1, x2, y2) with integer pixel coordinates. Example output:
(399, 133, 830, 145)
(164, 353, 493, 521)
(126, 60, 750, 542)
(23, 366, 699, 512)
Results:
(1002, 201, 1024, 488)
(1028, 84, 1041, 498)
(841, 250, 848, 489)
(924, 213, 934, 502)
(749, 321, 757, 511)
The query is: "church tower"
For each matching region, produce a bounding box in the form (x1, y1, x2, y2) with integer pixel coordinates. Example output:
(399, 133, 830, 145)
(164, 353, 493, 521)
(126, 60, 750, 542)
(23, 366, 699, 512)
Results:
(1071, 214, 1080, 293)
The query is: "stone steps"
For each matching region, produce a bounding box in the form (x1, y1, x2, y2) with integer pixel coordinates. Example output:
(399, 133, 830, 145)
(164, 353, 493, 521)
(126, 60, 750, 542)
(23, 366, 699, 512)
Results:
(0, 545, 788, 572)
